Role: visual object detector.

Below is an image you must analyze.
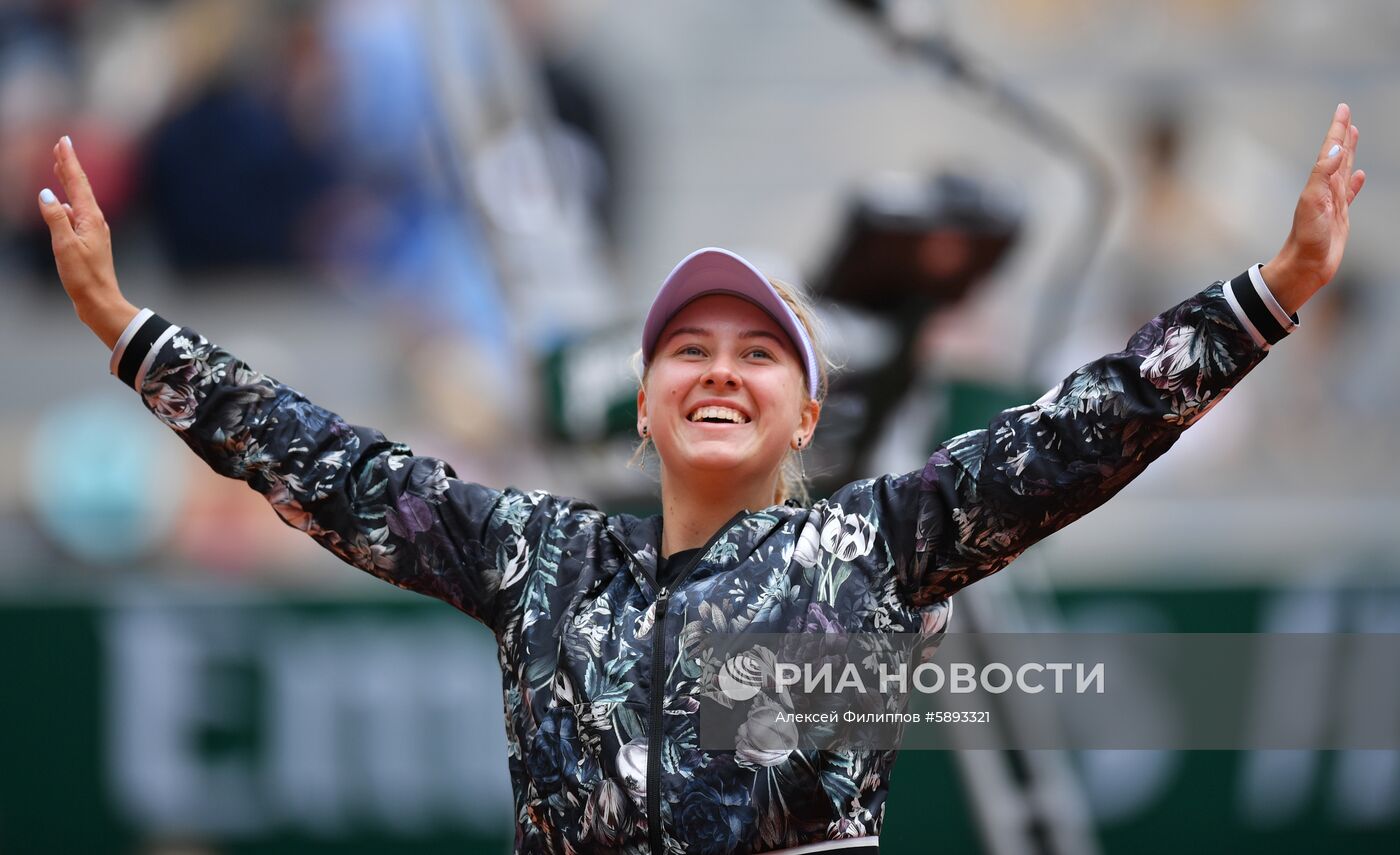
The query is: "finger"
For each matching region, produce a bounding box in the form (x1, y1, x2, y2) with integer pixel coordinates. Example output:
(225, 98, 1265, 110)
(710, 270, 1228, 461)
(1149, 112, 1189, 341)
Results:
(36, 187, 77, 246)
(1344, 124, 1358, 177)
(1315, 139, 1346, 183)
(1348, 170, 1366, 205)
(52, 135, 103, 224)
(1319, 146, 1345, 183)
(1316, 102, 1350, 162)
(46, 168, 83, 229)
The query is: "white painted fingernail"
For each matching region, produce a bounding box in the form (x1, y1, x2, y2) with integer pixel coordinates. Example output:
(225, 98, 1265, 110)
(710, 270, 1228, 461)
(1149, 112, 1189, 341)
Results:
(39, 188, 56, 205)
(61, 135, 72, 150)
(1328, 144, 1342, 158)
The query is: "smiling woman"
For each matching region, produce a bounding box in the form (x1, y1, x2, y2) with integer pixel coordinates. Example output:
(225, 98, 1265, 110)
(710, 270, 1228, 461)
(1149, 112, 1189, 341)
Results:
(41, 103, 1367, 855)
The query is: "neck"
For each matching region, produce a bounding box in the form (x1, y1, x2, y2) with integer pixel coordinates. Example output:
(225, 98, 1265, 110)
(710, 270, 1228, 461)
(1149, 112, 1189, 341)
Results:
(659, 472, 777, 558)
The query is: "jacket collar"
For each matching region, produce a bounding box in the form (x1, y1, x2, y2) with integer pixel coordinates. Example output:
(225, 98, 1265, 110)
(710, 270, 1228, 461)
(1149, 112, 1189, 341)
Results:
(605, 505, 795, 597)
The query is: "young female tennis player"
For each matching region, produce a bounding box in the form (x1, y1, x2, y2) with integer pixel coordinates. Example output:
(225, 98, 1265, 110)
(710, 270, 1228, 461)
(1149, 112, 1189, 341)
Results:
(41, 105, 1363, 854)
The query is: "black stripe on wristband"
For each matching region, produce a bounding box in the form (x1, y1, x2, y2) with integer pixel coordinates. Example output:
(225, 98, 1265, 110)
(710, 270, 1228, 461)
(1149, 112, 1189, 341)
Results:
(1229, 270, 1289, 345)
(117, 312, 171, 389)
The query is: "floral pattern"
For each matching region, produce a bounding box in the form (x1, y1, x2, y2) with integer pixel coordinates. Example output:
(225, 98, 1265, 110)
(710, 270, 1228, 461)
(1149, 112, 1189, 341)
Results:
(131, 281, 1265, 853)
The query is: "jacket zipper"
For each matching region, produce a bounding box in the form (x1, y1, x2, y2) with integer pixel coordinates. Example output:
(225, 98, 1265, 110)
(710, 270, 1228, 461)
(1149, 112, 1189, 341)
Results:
(647, 584, 671, 855)
(646, 510, 748, 855)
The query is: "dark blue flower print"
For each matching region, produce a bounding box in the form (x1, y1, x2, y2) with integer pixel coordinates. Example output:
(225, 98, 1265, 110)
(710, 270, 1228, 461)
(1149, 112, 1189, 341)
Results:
(526, 707, 594, 795)
(673, 759, 759, 854)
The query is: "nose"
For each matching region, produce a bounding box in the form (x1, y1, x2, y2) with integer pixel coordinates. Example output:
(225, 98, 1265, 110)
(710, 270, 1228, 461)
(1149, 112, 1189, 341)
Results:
(702, 355, 741, 389)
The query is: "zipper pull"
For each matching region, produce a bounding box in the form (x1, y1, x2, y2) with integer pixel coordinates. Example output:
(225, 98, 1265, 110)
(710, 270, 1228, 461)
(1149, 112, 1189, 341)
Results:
(657, 587, 670, 610)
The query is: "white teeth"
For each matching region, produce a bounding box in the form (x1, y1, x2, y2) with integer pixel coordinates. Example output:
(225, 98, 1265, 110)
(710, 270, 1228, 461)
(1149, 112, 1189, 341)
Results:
(688, 406, 749, 424)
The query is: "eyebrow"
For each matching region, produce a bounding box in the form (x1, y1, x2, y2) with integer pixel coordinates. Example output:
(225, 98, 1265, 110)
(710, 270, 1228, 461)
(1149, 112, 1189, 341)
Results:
(661, 327, 786, 348)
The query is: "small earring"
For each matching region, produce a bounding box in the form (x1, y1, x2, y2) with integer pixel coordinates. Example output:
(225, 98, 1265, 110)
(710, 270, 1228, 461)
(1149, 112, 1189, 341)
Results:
(641, 424, 649, 437)
(794, 437, 804, 450)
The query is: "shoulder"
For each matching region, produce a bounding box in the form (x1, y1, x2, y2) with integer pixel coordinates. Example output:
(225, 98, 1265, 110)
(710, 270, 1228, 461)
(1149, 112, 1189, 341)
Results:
(822, 471, 920, 516)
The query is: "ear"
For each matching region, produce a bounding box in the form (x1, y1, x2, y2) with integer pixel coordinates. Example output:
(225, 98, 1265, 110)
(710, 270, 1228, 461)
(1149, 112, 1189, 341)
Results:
(796, 397, 821, 445)
(636, 387, 648, 434)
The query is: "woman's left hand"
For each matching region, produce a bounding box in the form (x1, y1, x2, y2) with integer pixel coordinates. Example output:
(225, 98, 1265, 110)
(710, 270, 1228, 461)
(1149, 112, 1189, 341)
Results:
(1263, 103, 1366, 314)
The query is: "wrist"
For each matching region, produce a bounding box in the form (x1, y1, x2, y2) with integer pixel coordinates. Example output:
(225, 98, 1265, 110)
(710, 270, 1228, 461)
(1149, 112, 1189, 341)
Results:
(1260, 250, 1314, 316)
(78, 294, 140, 350)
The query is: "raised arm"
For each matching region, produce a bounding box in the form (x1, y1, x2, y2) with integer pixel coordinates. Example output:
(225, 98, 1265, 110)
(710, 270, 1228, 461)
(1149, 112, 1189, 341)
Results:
(39, 136, 578, 634)
(842, 104, 1366, 607)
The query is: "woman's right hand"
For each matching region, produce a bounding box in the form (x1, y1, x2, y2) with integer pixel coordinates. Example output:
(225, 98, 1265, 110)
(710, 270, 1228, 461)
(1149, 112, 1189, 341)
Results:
(36, 136, 138, 349)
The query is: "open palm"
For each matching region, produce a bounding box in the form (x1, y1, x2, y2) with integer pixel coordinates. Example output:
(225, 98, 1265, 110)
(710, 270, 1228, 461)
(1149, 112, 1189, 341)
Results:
(1271, 103, 1366, 307)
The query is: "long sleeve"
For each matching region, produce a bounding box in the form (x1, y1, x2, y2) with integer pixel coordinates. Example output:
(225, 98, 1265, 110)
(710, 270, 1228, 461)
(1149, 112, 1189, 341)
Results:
(846, 271, 1289, 607)
(112, 315, 583, 634)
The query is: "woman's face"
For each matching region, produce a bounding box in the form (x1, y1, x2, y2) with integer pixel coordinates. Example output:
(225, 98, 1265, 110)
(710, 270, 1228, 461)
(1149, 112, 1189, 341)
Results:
(638, 294, 819, 494)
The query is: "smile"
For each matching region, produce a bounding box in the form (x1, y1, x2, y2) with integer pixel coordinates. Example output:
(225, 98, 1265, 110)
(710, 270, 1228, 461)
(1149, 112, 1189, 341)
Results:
(687, 405, 751, 424)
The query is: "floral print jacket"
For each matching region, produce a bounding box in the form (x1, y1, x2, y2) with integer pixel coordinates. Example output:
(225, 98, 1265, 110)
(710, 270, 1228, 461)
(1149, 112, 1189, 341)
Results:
(111, 269, 1291, 855)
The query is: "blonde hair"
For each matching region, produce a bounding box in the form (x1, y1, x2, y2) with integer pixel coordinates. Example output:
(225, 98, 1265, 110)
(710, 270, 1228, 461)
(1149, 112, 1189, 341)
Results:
(629, 276, 834, 507)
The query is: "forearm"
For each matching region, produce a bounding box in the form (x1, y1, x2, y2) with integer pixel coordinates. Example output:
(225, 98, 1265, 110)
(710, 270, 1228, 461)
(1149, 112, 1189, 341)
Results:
(132, 323, 465, 595)
(904, 277, 1275, 599)
(110, 315, 559, 628)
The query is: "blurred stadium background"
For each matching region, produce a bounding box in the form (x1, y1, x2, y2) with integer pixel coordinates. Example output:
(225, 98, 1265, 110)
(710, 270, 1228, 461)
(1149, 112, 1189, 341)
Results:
(2, 0, 1398, 853)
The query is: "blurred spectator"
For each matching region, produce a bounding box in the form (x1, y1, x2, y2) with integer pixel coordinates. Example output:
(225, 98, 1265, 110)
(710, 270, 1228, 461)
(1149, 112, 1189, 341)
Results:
(143, 77, 337, 273)
(140, 0, 337, 275)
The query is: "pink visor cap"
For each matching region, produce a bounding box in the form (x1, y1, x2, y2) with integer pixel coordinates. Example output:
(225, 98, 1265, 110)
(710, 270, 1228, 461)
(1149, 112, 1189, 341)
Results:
(641, 247, 820, 399)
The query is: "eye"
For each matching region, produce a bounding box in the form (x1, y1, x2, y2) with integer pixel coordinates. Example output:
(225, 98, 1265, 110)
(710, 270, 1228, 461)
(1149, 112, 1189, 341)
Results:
(678, 344, 705, 357)
(746, 347, 774, 360)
